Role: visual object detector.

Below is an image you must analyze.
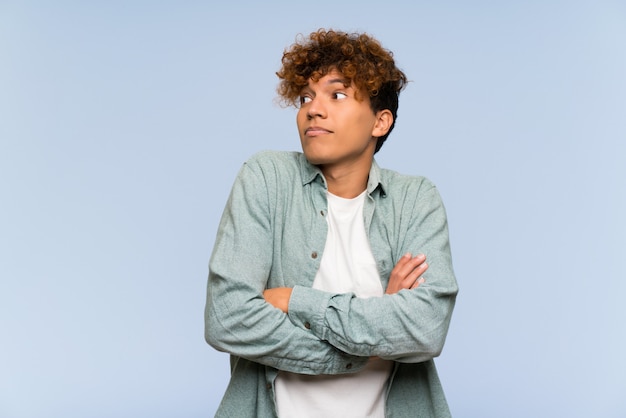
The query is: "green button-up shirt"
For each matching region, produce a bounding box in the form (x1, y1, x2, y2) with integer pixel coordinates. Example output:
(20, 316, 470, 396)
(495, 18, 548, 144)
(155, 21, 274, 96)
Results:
(205, 151, 458, 417)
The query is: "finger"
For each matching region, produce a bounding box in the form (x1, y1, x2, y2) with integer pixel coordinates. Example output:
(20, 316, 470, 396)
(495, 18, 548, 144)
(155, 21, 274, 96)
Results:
(389, 257, 426, 291)
(386, 254, 428, 294)
(392, 253, 413, 272)
(392, 253, 426, 278)
(411, 277, 425, 289)
(402, 261, 428, 288)
(399, 258, 427, 284)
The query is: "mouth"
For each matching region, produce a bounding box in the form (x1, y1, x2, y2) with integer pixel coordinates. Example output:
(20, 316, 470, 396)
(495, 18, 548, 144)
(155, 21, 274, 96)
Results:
(304, 126, 332, 137)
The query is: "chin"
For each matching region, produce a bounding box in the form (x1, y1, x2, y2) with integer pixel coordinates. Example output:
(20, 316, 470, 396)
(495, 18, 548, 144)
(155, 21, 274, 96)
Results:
(301, 147, 327, 166)
(302, 153, 326, 166)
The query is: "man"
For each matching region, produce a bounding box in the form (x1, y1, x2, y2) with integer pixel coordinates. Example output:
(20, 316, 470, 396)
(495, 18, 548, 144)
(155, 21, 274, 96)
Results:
(205, 29, 458, 417)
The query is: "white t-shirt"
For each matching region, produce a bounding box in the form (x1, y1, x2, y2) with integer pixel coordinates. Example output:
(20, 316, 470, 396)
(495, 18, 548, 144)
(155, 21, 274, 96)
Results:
(275, 191, 393, 418)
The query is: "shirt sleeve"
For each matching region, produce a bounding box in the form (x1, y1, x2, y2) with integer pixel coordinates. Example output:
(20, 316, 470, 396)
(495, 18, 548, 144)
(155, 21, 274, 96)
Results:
(287, 183, 459, 363)
(204, 158, 368, 375)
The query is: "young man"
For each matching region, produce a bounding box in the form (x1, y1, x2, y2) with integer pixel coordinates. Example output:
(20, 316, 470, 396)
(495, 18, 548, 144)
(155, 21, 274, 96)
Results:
(205, 29, 458, 418)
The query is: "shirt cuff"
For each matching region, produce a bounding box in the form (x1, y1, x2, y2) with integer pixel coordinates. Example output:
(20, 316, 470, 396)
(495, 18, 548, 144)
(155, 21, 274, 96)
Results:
(288, 285, 368, 373)
(288, 285, 333, 337)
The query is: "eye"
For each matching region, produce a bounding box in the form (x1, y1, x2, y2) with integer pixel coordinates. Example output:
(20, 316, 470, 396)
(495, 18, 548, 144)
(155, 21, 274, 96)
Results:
(333, 92, 348, 100)
(300, 95, 312, 105)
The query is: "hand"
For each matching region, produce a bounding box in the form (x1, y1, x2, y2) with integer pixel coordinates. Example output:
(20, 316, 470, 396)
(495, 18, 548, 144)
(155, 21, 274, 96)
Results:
(385, 253, 428, 294)
(263, 287, 293, 313)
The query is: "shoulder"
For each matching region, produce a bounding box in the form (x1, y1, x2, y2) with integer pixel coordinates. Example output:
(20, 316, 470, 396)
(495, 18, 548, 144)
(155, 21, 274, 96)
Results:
(243, 150, 303, 172)
(235, 150, 307, 190)
(378, 166, 438, 199)
(376, 167, 449, 222)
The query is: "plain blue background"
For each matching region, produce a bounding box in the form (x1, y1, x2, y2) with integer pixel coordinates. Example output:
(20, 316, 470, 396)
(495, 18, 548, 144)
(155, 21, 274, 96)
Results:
(1, 1, 625, 417)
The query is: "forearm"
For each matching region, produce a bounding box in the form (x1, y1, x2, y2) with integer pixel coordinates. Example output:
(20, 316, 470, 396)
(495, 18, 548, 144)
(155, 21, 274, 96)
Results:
(262, 254, 439, 360)
(284, 184, 459, 361)
(286, 280, 457, 361)
(262, 251, 456, 361)
(206, 269, 368, 375)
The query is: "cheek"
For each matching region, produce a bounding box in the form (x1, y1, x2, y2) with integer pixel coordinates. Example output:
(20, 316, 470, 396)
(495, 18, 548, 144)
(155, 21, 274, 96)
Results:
(296, 109, 307, 128)
(356, 113, 378, 136)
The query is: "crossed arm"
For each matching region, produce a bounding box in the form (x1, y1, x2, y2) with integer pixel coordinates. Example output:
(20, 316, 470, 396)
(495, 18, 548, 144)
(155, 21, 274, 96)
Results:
(264, 252, 429, 312)
(206, 158, 457, 373)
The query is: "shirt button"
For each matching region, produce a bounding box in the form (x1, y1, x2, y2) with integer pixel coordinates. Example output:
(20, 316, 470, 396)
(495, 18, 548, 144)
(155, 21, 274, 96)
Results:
(311, 252, 318, 259)
(304, 322, 311, 330)
(346, 363, 352, 370)
(320, 210, 325, 216)
(266, 383, 272, 390)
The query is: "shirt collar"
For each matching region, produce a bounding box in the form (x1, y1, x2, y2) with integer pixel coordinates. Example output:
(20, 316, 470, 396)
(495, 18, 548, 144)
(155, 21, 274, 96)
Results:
(298, 153, 387, 197)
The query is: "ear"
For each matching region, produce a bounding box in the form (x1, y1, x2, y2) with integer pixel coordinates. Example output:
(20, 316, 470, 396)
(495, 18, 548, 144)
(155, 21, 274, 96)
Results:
(371, 109, 393, 138)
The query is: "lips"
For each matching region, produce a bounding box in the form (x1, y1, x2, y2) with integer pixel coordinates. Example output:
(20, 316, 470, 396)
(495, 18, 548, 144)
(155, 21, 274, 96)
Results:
(304, 126, 332, 136)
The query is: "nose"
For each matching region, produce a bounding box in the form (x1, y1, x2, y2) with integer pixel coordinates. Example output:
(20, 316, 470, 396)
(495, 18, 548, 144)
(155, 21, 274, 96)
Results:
(306, 97, 326, 120)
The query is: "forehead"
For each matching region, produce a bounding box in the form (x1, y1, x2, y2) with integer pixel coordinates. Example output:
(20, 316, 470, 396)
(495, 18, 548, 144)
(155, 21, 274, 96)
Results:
(307, 69, 350, 87)
(308, 68, 350, 84)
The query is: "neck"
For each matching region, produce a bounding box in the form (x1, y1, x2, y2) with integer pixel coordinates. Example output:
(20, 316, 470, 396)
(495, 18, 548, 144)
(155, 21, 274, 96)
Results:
(321, 159, 372, 198)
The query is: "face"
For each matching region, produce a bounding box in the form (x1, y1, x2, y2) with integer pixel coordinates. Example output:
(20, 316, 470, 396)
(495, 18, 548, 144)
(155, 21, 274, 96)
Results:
(297, 69, 390, 172)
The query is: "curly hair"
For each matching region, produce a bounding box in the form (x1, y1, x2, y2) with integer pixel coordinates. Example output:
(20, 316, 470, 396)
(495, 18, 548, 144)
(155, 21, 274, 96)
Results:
(276, 29, 408, 153)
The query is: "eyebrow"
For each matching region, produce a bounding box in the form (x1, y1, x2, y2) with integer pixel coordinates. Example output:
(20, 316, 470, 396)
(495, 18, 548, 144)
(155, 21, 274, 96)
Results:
(325, 78, 348, 86)
(301, 77, 350, 93)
